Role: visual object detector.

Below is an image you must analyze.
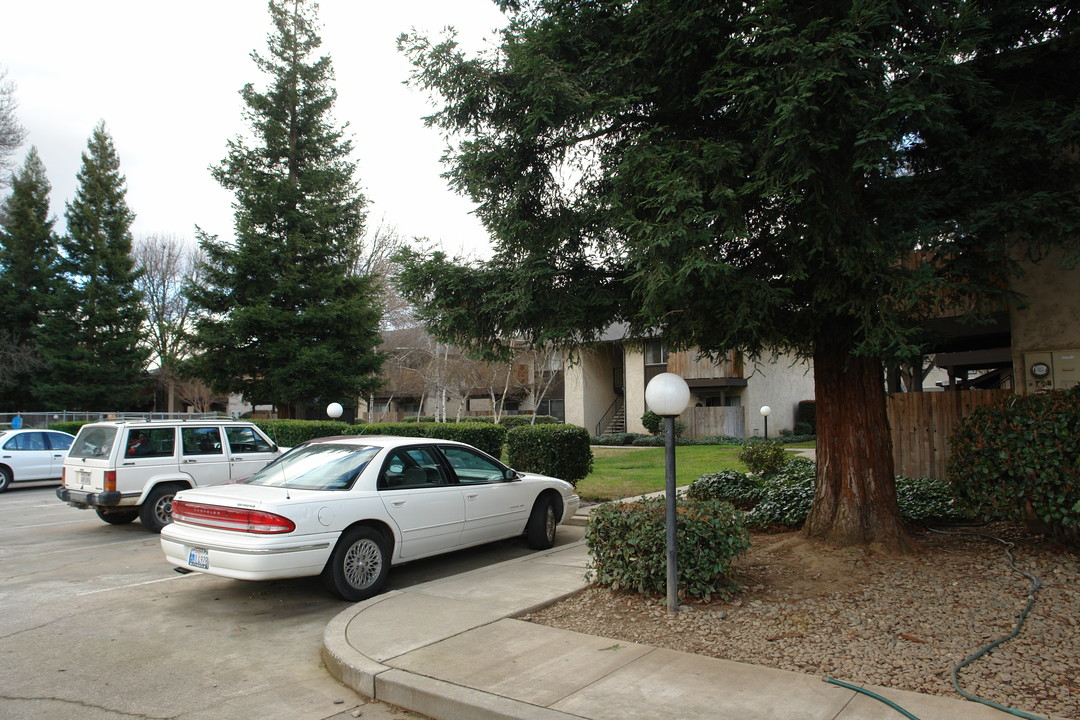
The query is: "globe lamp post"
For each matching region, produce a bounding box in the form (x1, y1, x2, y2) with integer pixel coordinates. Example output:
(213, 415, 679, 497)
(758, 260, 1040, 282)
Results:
(760, 405, 771, 439)
(644, 372, 691, 614)
(327, 402, 344, 420)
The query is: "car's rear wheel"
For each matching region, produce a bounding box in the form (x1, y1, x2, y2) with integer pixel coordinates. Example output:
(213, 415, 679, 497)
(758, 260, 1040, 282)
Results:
(139, 484, 180, 533)
(95, 507, 139, 525)
(525, 494, 558, 550)
(322, 526, 390, 602)
(0, 466, 12, 492)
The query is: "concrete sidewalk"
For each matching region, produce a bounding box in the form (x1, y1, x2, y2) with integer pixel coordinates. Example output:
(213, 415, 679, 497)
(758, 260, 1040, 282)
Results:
(322, 535, 1022, 720)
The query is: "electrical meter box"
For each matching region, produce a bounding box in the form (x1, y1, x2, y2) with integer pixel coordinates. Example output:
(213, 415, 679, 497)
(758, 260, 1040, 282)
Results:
(1023, 349, 1080, 393)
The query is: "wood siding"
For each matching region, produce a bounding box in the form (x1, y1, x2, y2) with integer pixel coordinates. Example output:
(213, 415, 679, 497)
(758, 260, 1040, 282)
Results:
(666, 350, 742, 380)
(887, 389, 1012, 480)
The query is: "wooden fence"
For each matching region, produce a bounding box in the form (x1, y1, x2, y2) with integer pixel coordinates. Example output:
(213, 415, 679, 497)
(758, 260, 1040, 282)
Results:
(684, 406, 746, 438)
(887, 389, 1013, 480)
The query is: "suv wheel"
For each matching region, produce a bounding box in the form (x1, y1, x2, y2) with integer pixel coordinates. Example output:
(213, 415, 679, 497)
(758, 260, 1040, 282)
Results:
(140, 484, 181, 533)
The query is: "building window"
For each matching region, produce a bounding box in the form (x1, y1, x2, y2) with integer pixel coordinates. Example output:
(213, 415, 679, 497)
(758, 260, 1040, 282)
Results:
(537, 399, 565, 420)
(644, 340, 667, 366)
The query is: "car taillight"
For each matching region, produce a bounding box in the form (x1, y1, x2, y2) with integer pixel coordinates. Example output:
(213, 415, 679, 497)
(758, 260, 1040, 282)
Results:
(104, 470, 116, 492)
(172, 500, 295, 534)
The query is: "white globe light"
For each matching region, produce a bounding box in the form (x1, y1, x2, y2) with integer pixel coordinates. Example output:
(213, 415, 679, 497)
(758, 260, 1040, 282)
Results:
(760, 405, 772, 417)
(645, 373, 691, 417)
(326, 402, 344, 419)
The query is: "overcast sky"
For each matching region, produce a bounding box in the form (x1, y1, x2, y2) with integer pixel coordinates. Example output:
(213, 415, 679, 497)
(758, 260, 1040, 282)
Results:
(2, 0, 508, 258)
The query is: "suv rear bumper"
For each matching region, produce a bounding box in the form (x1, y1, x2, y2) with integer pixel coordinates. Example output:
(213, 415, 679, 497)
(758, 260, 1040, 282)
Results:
(56, 487, 123, 507)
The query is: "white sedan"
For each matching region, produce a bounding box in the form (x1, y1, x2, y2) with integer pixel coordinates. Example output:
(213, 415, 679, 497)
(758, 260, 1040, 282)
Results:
(161, 435, 580, 600)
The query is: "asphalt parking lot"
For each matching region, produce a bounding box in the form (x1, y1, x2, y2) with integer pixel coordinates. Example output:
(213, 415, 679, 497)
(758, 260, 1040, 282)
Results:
(0, 485, 584, 720)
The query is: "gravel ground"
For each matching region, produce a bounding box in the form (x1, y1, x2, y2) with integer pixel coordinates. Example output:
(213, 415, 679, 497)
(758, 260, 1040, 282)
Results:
(524, 523, 1080, 720)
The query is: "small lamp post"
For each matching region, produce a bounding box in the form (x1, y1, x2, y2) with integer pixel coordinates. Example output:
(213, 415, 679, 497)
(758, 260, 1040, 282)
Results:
(645, 372, 691, 615)
(760, 405, 771, 439)
(326, 402, 344, 420)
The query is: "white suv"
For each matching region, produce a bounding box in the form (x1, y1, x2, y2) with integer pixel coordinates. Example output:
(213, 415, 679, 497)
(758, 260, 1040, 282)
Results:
(57, 419, 283, 532)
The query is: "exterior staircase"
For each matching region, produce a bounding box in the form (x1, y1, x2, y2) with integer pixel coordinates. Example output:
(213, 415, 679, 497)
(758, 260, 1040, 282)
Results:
(602, 402, 626, 434)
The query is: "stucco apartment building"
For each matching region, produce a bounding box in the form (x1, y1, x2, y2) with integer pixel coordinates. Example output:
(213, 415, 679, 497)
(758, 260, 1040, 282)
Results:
(562, 325, 814, 438)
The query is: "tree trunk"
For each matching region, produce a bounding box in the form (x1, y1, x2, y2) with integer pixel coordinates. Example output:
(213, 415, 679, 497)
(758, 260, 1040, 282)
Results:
(803, 334, 915, 553)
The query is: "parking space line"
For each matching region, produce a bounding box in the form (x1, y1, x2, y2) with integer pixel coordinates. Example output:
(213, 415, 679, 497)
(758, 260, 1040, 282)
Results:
(76, 574, 189, 596)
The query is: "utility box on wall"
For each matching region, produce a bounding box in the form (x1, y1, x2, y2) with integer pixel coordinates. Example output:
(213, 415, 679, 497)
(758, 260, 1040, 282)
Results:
(1023, 349, 1080, 393)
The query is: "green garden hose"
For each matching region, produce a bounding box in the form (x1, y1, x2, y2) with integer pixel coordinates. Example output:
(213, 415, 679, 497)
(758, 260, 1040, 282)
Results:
(928, 527, 1046, 720)
(823, 527, 1048, 720)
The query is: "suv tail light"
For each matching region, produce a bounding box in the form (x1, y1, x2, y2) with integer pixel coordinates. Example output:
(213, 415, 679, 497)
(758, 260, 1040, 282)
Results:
(172, 500, 295, 534)
(104, 470, 116, 492)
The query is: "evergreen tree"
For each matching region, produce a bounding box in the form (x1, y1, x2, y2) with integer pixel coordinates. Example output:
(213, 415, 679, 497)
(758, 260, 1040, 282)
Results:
(188, 0, 384, 414)
(397, 1, 1080, 550)
(34, 122, 149, 409)
(0, 147, 58, 408)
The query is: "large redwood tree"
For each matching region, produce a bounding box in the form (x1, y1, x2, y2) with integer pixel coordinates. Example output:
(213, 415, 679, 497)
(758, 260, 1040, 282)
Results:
(394, 1, 1080, 549)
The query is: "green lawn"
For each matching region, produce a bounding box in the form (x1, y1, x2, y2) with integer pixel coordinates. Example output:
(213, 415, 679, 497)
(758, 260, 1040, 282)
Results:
(577, 445, 747, 501)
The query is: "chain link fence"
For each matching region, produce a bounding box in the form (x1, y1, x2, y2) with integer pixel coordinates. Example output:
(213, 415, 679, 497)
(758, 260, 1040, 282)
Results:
(1, 411, 222, 429)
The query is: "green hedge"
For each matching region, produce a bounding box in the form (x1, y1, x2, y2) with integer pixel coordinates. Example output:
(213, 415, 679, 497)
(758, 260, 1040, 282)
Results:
(949, 386, 1080, 543)
(48, 421, 95, 435)
(506, 424, 592, 485)
(402, 414, 560, 426)
(252, 419, 507, 458)
(586, 496, 750, 601)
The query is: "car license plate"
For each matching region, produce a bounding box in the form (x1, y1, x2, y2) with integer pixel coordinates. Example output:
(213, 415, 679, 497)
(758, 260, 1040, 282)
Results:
(188, 547, 209, 569)
(79, 471, 91, 484)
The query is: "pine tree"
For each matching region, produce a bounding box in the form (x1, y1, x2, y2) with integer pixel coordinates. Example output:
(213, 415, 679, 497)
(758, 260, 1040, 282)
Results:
(0, 147, 58, 408)
(34, 122, 149, 410)
(188, 0, 384, 414)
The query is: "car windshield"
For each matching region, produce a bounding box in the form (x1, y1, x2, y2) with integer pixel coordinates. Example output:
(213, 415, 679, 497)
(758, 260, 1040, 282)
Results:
(244, 443, 378, 490)
(68, 427, 119, 459)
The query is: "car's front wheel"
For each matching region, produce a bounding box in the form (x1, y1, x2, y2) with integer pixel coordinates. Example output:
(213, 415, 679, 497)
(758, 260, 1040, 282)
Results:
(0, 466, 12, 493)
(322, 526, 390, 602)
(139, 484, 180, 533)
(525, 494, 558, 550)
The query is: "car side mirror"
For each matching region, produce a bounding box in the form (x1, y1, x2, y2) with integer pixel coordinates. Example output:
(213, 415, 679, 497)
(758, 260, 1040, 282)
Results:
(504, 468, 521, 481)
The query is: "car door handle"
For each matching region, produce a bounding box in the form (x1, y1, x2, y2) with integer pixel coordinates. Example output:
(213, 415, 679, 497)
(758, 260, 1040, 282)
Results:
(232, 457, 244, 461)
(183, 459, 197, 463)
(465, 493, 479, 501)
(391, 500, 406, 507)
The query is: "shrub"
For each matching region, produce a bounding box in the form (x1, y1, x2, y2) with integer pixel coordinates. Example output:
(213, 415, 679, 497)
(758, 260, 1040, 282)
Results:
(895, 476, 977, 523)
(793, 421, 814, 436)
(948, 386, 1080, 542)
(590, 433, 641, 446)
(686, 469, 761, 508)
(738, 439, 790, 475)
(497, 414, 561, 427)
(641, 410, 686, 437)
(744, 457, 816, 529)
(506, 424, 592, 485)
(586, 495, 750, 601)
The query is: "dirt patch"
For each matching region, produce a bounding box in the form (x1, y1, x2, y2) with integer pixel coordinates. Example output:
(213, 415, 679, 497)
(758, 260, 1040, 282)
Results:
(525, 524, 1080, 719)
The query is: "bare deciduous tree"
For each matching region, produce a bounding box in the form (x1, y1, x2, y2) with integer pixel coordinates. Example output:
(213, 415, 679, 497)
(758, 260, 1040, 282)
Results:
(133, 233, 205, 411)
(358, 219, 414, 330)
(0, 67, 28, 188)
(133, 233, 203, 368)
